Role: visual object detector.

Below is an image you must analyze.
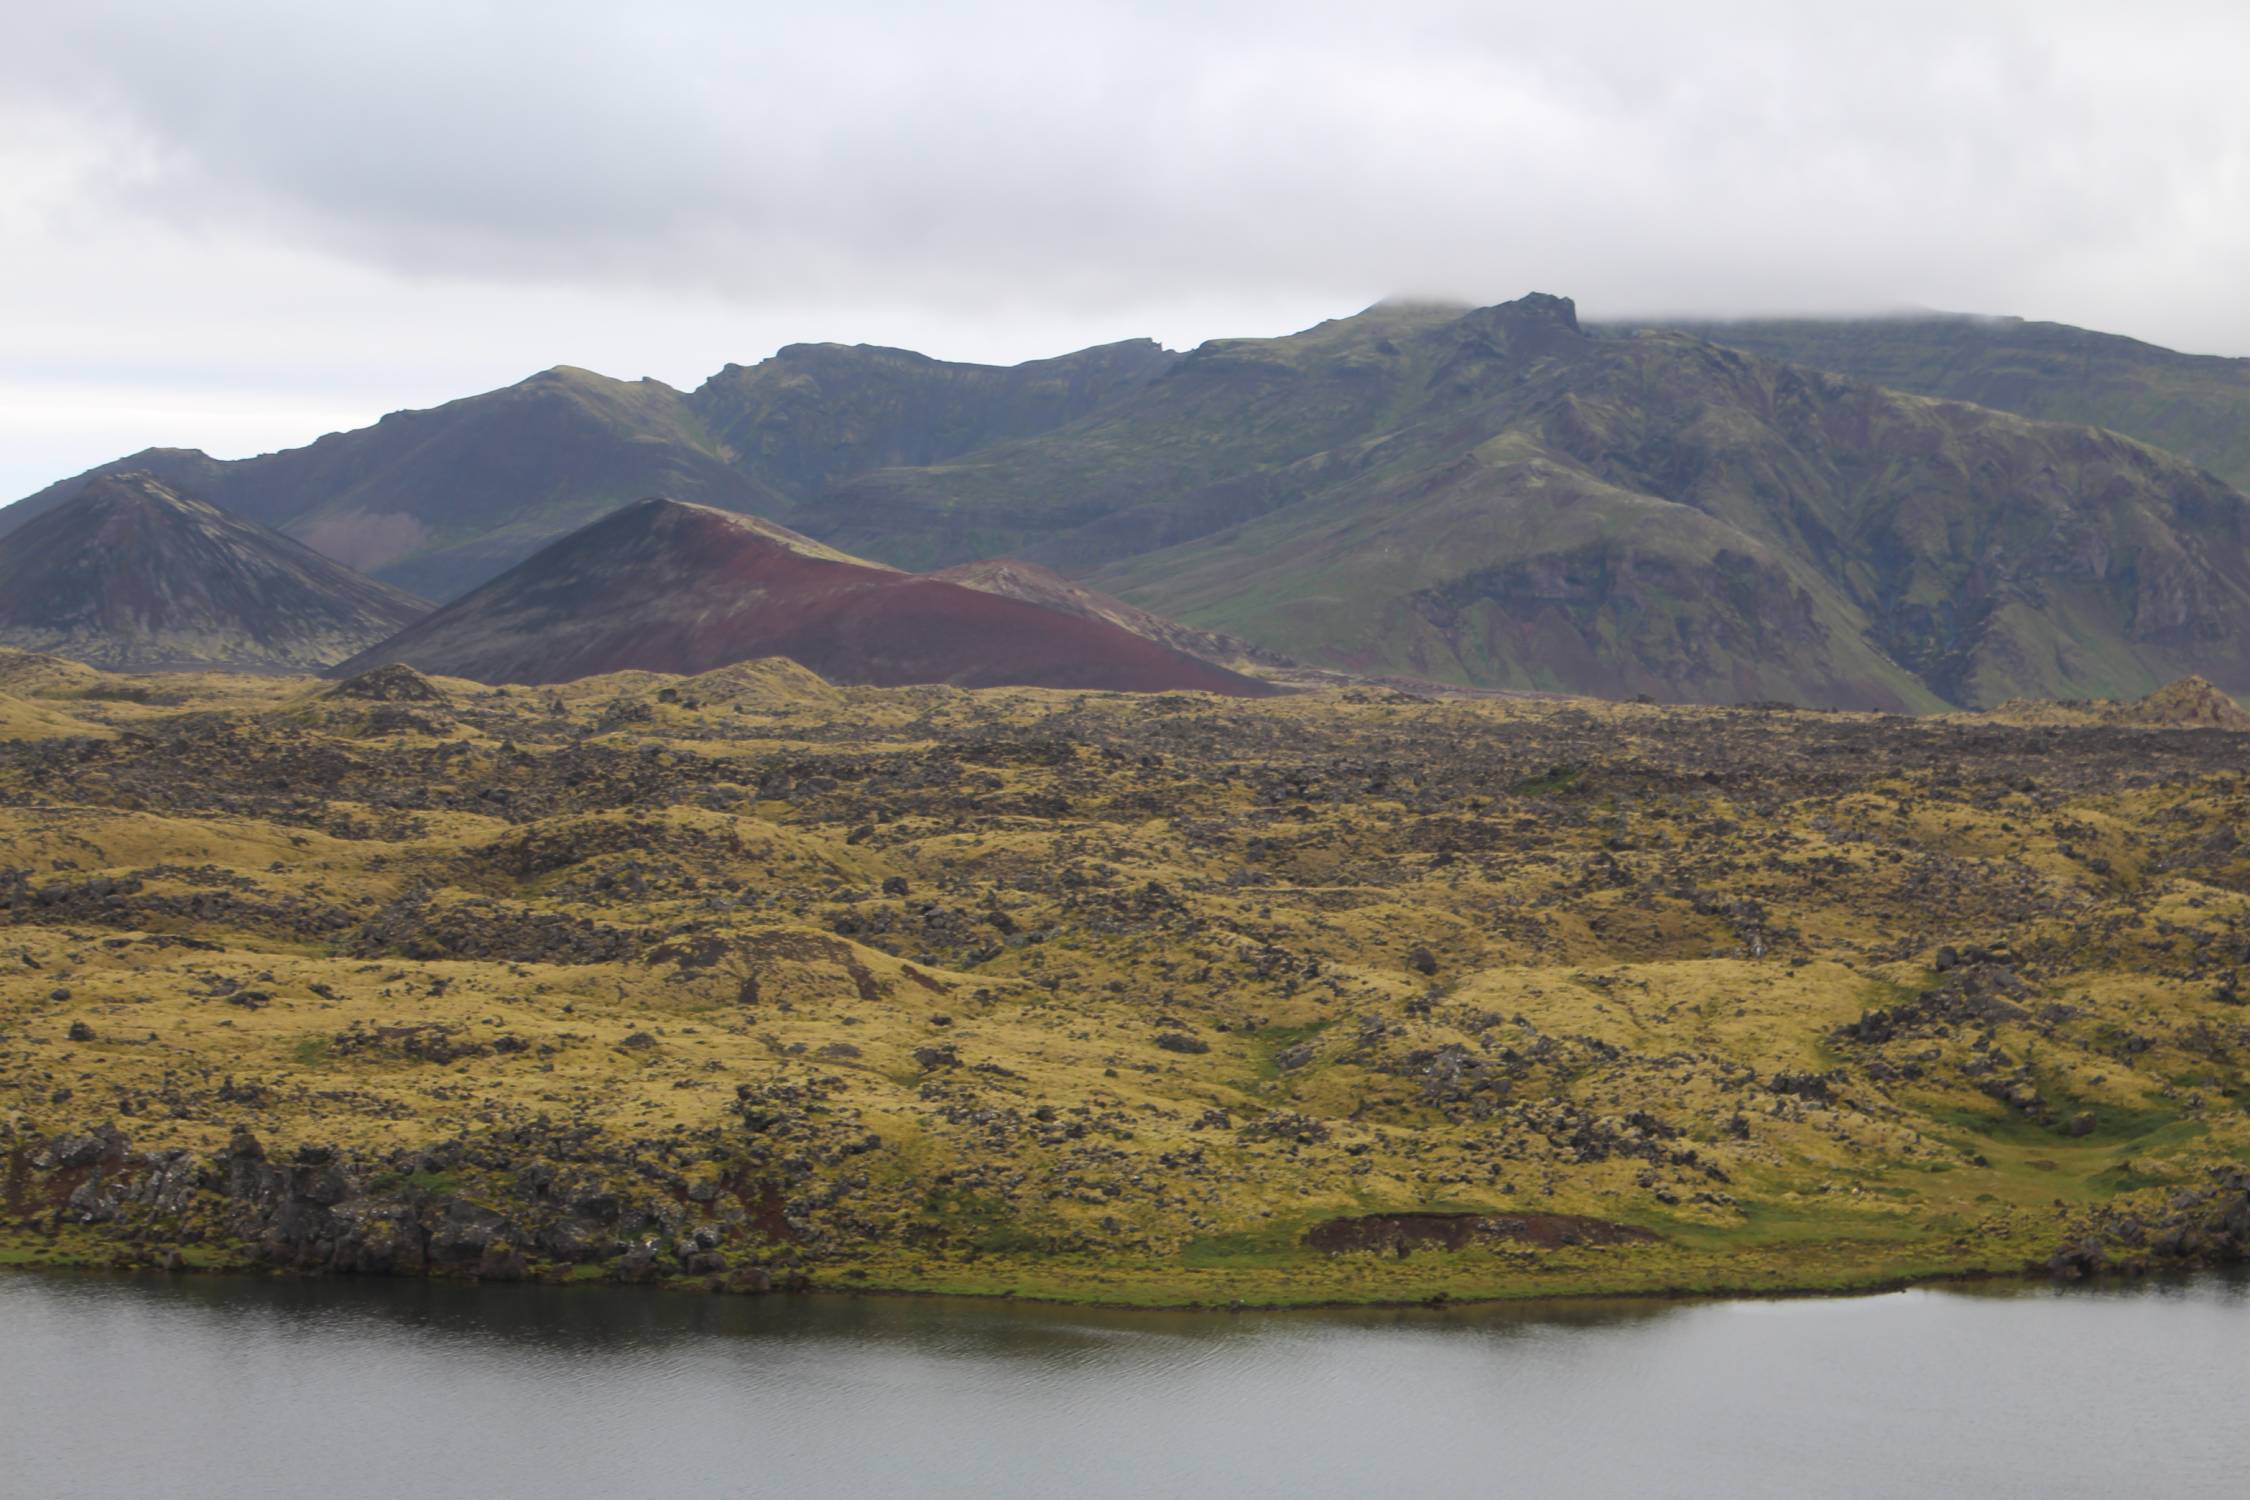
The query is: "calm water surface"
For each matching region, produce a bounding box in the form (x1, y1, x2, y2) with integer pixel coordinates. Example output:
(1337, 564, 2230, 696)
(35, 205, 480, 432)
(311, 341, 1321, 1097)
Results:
(3, 1271, 2244, 1499)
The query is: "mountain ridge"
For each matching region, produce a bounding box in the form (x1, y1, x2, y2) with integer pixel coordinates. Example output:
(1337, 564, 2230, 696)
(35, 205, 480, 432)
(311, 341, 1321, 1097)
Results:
(11, 296, 2250, 708)
(1, 340, 1174, 600)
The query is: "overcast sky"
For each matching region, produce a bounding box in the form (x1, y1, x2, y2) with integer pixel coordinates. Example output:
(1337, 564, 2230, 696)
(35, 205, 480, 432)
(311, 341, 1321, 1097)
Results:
(5, 0, 2248, 499)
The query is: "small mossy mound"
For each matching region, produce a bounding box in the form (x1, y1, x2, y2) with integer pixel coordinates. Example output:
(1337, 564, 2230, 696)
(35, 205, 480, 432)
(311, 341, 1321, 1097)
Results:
(1979, 676, 2250, 730)
(2123, 677, 2250, 729)
(0, 689, 109, 741)
(0, 646, 106, 696)
(675, 657, 844, 709)
(327, 663, 447, 703)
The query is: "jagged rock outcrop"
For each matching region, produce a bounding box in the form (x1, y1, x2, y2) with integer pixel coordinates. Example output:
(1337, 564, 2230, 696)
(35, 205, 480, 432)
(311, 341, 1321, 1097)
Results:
(5, 1120, 804, 1291)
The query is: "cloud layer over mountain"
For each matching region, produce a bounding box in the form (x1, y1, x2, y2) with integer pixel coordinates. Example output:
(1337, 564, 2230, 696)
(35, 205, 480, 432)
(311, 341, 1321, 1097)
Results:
(7, 1, 2247, 495)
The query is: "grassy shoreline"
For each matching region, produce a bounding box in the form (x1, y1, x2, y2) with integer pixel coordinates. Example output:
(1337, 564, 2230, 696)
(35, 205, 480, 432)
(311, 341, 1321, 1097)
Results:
(0, 1223, 2072, 1312)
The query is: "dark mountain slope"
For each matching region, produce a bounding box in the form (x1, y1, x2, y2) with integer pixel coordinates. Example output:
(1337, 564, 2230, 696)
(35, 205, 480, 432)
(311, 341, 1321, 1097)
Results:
(333, 499, 1275, 694)
(1, 369, 772, 601)
(0, 447, 234, 540)
(1645, 313, 2250, 494)
(3, 343, 1174, 602)
(0, 472, 430, 671)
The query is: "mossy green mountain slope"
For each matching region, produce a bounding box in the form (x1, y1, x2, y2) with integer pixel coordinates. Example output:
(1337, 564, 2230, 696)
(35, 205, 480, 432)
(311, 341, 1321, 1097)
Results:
(691, 338, 1176, 502)
(1645, 313, 2250, 495)
(802, 297, 2250, 709)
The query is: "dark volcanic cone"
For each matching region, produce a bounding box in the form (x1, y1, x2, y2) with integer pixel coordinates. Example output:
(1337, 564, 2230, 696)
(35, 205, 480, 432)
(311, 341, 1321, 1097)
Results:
(332, 499, 1279, 694)
(0, 472, 432, 672)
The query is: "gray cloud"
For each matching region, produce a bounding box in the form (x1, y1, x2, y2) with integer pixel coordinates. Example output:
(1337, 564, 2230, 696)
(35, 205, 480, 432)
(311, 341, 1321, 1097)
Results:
(5, 0, 2249, 495)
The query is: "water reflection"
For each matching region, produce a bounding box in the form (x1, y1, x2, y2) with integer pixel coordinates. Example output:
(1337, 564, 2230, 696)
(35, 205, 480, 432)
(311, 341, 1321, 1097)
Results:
(70, 1268, 1693, 1355)
(6, 1271, 2245, 1500)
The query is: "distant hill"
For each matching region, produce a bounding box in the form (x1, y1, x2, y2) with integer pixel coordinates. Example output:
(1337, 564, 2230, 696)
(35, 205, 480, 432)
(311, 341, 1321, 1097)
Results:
(1, 343, 1172, 602)
(333, 498, 1277, 694)
(0, 370, 772, 601)
(13, 298, 2250, 708)
(1642, 312, 2250, 493)
(0, 472, 430, 672)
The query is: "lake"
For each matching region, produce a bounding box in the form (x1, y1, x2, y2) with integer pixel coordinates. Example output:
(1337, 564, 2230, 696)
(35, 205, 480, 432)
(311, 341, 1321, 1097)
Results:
(3, 1272, 2244, 1498)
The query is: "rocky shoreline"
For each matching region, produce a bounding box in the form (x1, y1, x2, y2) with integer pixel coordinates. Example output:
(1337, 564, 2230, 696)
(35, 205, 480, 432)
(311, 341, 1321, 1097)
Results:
(6, 1117, 811, 1295)
(12, 1116, 2249, 1306)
